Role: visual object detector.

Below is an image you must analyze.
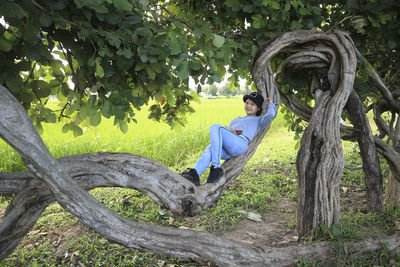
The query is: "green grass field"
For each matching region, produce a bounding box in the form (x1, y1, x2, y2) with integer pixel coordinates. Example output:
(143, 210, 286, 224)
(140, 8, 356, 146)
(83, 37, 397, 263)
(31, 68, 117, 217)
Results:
(0, 96, 399, 266)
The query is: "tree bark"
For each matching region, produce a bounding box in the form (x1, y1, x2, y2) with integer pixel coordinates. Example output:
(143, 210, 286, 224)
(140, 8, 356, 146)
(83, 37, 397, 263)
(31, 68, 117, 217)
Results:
(385, 173, 400, 209)
(253, 30, 357, 236)
(345, 91, 383, 212)
(385, 116, 400, 208)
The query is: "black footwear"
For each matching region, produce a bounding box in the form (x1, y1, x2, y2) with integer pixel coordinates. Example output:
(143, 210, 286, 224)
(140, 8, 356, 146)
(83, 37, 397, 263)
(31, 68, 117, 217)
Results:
(207, 166, 223, 183)
(181, 168, 200, 186)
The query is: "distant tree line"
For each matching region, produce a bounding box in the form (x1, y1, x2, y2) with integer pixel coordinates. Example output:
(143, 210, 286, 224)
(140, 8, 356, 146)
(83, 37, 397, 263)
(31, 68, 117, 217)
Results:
(202, 83, 252, 97)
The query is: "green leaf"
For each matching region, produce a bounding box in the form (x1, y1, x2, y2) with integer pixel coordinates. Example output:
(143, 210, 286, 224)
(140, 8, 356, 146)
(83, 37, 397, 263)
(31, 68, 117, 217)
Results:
(90, 112, 102, 126)
(284, 1, 291, 11)
(251, 14, 263, 29)
(77, 110, 87, 121)
(178, 61, 190, 80)
(388, 40, 397, 49)
(62, 124, 70, 133)
(61, 83, 71, 97)
(167, 94, 176, 105)
(226, 0, 241, 12)
(102, 100, 112, 118)
(39, 12, 53, 27)
(0, 37, 12, 52)
(35, 123, 44, 135)
(124, 15, 141, 25)
(352, 18, 367, 33)
(150, 63, 161, 73)
(113, 0, 132, 11)
(20, 92, 33, 104)
(131, 97, 144, 108)
(123, 48, 133, 59)
(332, 224, 341, 238)
(380, 14, 392, 24)
(119, 120, 128, 133)
(168, 37, 181, 55)
(242, 4, 254, 13)
(139, 0, 149, 7)
(212, 34, 225, 48)
(46, 111, 57, 123)
(96, 63, 104, 78)
(139, 47, 148, 62)
(106, 32, 121, 48)
(73, 125, 83, 137)
(146, 65, 156, 80)
(135, 62, 146, 71)
(36, 81, 51, 98)
(0, 3, 25, 19)
(213, 73, 222, 83)
(50, 60, 64, 77)
(88, 57, 96, 67)
(57, 90, 66, 102)
(91, 4, 108, 13)
(190, 60, 202, 71)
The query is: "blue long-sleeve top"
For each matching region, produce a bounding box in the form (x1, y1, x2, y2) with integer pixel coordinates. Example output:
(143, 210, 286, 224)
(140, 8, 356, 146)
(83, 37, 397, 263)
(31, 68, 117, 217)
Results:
(229, 103, 277, 142)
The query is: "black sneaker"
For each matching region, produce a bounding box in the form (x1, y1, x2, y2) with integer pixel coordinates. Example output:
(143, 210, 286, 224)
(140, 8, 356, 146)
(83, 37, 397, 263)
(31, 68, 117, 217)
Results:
(181, 168, 200, 186)
(207, 166, 223, 183)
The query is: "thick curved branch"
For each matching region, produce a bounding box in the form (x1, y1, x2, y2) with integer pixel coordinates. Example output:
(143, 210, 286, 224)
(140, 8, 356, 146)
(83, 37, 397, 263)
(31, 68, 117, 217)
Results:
(374, 137, 400, 181)
(276, 51, 330, 76)
(345, 91, 383, 212)
(2, 174, 400, 265)
(0, 85, 243, 265)
(374, 98, 393, 138)
(0, 81, 279, 265)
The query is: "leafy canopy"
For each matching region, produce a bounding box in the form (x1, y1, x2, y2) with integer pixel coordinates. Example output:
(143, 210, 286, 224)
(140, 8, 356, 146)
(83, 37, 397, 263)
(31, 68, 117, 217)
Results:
(0, 0, 398, 135)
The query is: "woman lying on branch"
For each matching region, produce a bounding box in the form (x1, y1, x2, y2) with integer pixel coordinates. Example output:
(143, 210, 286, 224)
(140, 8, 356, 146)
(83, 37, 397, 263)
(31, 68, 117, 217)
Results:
(181, 92, 278, 186)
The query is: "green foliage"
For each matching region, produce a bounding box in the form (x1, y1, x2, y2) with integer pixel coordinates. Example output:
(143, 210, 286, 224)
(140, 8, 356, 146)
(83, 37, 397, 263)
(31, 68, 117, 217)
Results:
(1, 0, 397, 139)
(321, 0, 399, 99)
(0, 0, 329, 136)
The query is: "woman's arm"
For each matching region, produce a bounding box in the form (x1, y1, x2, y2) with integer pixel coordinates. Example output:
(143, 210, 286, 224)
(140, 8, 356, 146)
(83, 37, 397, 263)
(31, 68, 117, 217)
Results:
(259, 100, 277, 129)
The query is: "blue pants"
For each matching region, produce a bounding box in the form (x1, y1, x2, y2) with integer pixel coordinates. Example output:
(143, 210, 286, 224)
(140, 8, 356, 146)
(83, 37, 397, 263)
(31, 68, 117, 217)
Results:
(194, 124, 249, 176)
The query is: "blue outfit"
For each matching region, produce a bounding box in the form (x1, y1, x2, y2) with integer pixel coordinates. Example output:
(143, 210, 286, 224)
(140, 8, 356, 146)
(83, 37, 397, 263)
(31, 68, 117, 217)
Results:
(194, 103, 277, 176)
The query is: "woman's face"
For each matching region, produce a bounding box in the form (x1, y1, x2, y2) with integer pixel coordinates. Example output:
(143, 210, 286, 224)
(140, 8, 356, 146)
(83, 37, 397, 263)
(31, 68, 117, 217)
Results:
(245, 99, 260, 116)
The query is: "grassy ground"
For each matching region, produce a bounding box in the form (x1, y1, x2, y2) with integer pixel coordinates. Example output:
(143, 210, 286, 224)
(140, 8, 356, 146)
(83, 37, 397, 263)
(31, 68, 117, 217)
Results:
(0, 96, 399, 266)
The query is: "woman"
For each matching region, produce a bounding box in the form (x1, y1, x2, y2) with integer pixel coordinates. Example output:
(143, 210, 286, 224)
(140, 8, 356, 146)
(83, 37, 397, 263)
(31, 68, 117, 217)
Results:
(181, 92, 277, 186)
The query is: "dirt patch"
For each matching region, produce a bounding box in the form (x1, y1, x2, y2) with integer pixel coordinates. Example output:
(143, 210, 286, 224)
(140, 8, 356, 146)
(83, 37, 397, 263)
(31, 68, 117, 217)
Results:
(218, 185, 373, 248)
(219, 198, 298, 247)
(21, 221, 89, 260)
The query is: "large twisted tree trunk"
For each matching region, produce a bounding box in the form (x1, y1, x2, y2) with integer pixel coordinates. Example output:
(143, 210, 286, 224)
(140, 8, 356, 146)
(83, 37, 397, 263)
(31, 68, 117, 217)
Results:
(252, 29, 400, 237)
(253, 30, 358, 236)
(1, 30, 400, 265)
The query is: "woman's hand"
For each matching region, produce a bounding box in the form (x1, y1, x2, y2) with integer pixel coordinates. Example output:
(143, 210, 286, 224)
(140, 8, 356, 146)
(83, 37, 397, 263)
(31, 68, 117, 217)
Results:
(226, 126, 242, 135)
(265, 98, 279, 110)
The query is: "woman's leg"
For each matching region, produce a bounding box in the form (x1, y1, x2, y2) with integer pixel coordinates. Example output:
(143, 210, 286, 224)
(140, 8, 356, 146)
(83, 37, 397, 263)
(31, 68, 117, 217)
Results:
(193, 124, 248, 176)
(193, 145, 212, 176)
(209, 124, 248, 167)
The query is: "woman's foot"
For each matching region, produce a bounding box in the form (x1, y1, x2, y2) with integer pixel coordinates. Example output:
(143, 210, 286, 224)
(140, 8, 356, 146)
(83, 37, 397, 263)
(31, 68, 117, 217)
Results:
(207, 166, 223, 183)
(181, 168, 200, 186)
